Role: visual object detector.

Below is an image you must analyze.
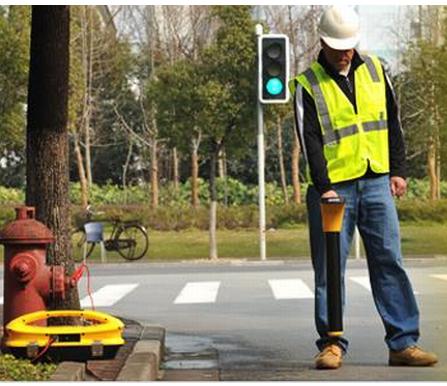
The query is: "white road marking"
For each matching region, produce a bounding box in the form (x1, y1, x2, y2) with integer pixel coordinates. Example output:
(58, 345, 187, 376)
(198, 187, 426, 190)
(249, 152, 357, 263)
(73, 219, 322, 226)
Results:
(431, 274, 447, 281)
(80, 283, 138, 308)
(350, 276, 372, 291)
(174, 282, 220, 304)
(268, 279, 314, 299)
(350, 276, 419, 295)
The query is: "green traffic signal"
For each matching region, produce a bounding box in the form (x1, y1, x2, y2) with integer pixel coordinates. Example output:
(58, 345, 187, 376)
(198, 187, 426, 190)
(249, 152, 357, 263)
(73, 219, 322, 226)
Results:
(266, 78, 284, 95)
(259, 35, 289, 103)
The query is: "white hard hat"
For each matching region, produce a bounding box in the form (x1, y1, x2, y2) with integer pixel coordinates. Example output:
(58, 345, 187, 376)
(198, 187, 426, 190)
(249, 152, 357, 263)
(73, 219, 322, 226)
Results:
(319, 5, 360, 50)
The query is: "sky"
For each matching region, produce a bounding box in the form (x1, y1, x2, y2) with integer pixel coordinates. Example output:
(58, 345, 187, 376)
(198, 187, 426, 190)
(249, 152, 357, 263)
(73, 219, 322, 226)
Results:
(358, 5, 416, 73)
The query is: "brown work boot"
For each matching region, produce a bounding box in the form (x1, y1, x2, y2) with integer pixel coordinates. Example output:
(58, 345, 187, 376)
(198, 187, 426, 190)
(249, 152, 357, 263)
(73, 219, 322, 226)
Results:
(389, 346, 438, 366)
(315, 344, 343, 369)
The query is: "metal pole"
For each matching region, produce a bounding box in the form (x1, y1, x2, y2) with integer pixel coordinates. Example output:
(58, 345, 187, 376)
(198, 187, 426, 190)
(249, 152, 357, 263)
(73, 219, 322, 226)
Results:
(257, 99, 266, 261)
(256, 24, 266, 261)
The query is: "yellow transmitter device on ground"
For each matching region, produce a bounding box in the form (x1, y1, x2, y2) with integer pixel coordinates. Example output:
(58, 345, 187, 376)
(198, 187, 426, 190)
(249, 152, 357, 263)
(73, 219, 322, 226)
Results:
(4, 310, 125, 361)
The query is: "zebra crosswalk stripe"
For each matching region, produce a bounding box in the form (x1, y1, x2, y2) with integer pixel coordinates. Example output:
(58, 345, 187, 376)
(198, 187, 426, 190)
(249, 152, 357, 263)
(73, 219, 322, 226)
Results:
(80, 283, 138, 308)
(268, 279, 314, 299)
(174, 282, 220, 304)
(431, 274, 447, 281)
(350, 276, 372, 291)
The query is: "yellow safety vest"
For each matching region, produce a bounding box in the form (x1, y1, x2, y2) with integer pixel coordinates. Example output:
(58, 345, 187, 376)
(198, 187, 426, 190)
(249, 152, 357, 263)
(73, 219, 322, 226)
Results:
(290, 55, 389, 184)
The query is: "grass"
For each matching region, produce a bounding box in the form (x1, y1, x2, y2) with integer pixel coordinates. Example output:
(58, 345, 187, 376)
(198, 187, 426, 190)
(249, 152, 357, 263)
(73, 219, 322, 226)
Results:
(1, 222, 446, 262)
(75, 222, 447, 262)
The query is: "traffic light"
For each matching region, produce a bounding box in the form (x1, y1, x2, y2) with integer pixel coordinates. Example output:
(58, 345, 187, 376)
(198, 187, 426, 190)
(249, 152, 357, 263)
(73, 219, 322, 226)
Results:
(258, 34, 289, 104)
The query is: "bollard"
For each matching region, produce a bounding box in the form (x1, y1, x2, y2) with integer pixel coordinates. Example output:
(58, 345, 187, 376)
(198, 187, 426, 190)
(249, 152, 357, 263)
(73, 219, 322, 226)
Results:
(320, 196, 345, 337)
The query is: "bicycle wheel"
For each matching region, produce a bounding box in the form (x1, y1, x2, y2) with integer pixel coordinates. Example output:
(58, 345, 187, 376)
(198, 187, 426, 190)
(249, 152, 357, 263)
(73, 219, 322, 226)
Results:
(71, 229, 95, 262)
(115, 224, 149, 261)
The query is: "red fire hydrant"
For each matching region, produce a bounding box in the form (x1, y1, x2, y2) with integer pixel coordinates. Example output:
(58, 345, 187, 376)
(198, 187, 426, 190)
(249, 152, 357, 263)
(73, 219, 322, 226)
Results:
(0, 207, 68, 331)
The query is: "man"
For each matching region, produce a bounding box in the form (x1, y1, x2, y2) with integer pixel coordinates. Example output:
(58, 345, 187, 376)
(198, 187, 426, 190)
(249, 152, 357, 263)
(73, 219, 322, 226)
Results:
(289, 5, 438, 370)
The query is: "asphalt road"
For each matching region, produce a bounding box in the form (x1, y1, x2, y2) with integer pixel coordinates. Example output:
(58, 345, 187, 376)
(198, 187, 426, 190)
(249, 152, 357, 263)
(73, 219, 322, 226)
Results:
(2, 258, 447, 380)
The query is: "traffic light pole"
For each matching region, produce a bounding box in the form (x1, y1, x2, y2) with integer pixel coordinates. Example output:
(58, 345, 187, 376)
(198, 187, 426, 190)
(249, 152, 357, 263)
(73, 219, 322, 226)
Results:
(256, 24, 267, 261)
(257, 96, 266, 261)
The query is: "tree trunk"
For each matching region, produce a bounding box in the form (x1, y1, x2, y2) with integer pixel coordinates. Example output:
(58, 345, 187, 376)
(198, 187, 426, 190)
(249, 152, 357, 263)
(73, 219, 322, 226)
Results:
(122, 140, 133, 204)
(209, 142, 218, 260)
(73, 133, 89, 208)
(218, 148, 224, 178)
(26, 5, 79, 310)
(84, 6, 93, 187)
(436, 135, 441, 199)
(191, 141, 200, 208)
(276, 116, 289, 204)
(150, 139, 159, 208)
(219, 147, 228, 206)
(173, 147, 179, 192)
(428, 74, 441, 200)
(291, 128, 301, 204)
(428, 137, 440, 200)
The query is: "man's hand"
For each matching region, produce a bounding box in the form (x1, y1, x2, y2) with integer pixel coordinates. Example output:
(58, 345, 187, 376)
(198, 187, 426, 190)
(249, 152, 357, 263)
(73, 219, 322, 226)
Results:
(390, 176, 407, 198)
(321, 190, 338, 199)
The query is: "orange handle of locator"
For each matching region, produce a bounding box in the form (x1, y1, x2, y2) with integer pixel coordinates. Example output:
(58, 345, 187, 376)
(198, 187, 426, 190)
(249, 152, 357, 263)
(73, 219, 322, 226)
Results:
(320, 196, 345, 233)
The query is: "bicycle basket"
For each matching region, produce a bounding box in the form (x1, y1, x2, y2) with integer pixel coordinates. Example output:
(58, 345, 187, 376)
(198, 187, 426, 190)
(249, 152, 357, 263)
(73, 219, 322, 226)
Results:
(84, 222, 104, 243)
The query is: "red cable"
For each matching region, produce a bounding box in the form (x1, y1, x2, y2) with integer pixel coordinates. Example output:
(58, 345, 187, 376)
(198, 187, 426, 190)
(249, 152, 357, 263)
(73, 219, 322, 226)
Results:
(71, 263, 86, 283)
(31, 336, 56, 362)
(83, 263, 95, 310)
(71, 262, 95, 310)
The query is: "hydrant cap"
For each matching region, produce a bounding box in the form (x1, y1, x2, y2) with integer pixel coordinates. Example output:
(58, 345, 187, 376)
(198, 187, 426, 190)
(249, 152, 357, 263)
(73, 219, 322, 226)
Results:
(0, 206, 54, 244)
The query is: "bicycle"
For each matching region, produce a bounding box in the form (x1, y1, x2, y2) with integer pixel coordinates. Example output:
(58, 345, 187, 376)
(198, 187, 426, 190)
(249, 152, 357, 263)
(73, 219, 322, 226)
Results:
(71, 206, 149, 262)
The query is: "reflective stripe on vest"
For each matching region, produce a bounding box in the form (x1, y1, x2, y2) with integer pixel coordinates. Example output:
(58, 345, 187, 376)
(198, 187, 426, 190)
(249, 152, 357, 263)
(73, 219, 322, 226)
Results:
(294, 54, 389, 183)
(362, 56, 380, 82)
(302, 59, 386, 146)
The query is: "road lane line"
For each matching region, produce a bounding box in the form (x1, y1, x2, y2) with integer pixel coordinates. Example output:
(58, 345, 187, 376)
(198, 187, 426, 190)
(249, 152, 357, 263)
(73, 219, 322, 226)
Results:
(431, 274, 447, 281)
(80, 283, 138, 307)
(350, 276, 418, 294)
(268, 279, 314, 299)
(174, 282, 220, 304)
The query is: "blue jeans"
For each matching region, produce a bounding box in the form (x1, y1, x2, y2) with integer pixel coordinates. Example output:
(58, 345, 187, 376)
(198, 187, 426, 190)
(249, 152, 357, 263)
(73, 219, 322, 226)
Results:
(306, 175, 420, 352)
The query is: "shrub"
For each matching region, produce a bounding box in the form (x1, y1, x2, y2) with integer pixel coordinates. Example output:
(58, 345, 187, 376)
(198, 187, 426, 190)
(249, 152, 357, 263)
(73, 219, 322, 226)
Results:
(1, 178, 446, 207)
(396, 199, 447, 223)
(0, 186, 24, 204)
(2, 179, 447, 230)
(0, 354, 56, 381)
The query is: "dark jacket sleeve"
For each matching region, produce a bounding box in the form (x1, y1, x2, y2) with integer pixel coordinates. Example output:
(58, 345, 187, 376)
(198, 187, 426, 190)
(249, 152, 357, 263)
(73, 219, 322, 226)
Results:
(300, 88, 333, 195)
(384, 67, 407, 179)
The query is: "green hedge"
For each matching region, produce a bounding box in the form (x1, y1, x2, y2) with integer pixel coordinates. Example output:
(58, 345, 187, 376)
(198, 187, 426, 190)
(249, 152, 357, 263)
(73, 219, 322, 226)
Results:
(396, 199, 447, 222)
(0, 200, 440, 232)
(1, 179, 447, 230)
(71, 203, 308, 231)
(1, 178, 446, 207)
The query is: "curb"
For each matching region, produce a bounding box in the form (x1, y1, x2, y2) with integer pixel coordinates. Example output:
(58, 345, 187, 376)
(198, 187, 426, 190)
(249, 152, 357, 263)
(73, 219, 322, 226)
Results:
(48, 324, 165, 381)
(49, 361, 86, 381)
(116, 325, 165, 381)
